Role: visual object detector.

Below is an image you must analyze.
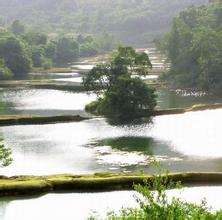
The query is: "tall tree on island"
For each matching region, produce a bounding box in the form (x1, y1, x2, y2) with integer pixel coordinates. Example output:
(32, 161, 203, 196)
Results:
(83, 47, 156, 118)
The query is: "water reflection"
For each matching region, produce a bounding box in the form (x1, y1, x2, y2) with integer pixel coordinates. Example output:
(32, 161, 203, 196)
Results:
(0, 88, 96, 116)
(0, 109, 222, 175)
(150, 109, 222, 158)
(89, 136, 183, 169)
(92, 136, 156, 153)
(0, 87, 221, 116)
(156, 88, 222, 109)
(53, 77, 83, 83)
(28, 72, 80, 80)
(71, 64, 95, 71)
(106, 116, 153, 126)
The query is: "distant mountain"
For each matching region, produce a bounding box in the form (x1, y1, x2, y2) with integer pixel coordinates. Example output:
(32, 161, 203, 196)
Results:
(0, 0, 209, 46)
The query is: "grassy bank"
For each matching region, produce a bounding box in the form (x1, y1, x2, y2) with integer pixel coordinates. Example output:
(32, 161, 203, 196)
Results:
(0, 115, 90, 126)
(0, 80, 85, 91)
(31, 67, 72, 73)
(151, 103, 222, 116)
(0, 103, 221, 126)
(86, 103, 222, 119)
(0, 172, 222, 197)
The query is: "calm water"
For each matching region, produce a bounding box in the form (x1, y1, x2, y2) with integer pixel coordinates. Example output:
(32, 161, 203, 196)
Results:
(0, 186, 221, 220)
(156, 88, 222, 109)
(0, 58, 222, 216)
(0, 109, 222, 175)
(28, 72, 80, 80)
(0, 88, 96, 116)
(0, 87, 221, 116)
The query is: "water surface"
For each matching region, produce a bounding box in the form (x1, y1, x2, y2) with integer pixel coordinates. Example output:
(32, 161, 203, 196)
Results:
(0, 88, 96, 116)
(0, 87, 221, 116)
(1, 109, 222, 175)
(156, 88, 222, 109)
(0, 186, 221, 220)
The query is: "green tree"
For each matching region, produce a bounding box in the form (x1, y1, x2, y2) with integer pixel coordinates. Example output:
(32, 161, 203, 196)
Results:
(0, 144, 12, 167)
(0, 36, 31, 78)
(191, 27, 222, 91)
(44, 41, 56, 61)
(54, 37, 79, 66)
(0, 59, 13, 80)
(31, 46, 45, 67)
(0, 0, 208, 45)
(159, 1, 222, 94)
(42, 58, 52, 70)
(79, 43, 98, 57)
(23, 32, 47, 45)
(76, 34, 85, 44)
(92, 164, 222, 219)
(10, 20, 25, 35)
(83, 46, 156, 117)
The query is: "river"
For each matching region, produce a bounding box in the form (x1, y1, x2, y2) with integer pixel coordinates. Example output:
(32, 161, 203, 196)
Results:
(0, 186, 222, 220)
(0, 55, 221, 218)
(0, 109, 221, 175)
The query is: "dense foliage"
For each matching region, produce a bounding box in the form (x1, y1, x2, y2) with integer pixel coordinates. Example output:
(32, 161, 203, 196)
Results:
(0, 21, 118, 79)
(83, 47, 156, 118)
(158, 0, 222, 94)
(90, 165, 222, 220)
(0, 0, 208, 45)
(0, 144, 12, 167)
(0, 35, 31, 78)
(0, 59, 13, 79)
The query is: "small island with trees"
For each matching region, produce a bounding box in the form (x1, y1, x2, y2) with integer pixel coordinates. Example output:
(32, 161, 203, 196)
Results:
(83, 47, 156, 118)
(0, 0, 221, 219)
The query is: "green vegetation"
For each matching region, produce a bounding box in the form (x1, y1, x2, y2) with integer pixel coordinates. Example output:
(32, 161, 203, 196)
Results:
(91, 168, 222, 220)
(0, 35, 32, 78)
(83, 46, 156, 118)
(158, 0, 222, 94)
(1, 172, 222, 197)
(0, 114, 90, 126)
(0, 144, 12, 167)
(0, 79, 86, 91)
(0, 59, 13, 79)
(10, 20, 25, 35)
(0, 103, 220, 126)
(0, 0, 208, 45)
(0, 21, 118, 79)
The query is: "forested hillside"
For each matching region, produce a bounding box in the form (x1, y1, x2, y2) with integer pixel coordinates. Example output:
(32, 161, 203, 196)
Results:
(0, 0, 208, 45)
(159, 0, 222, 94)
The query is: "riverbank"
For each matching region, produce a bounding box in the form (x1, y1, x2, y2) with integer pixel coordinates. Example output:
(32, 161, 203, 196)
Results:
(31, 67, 72, 74)
(0, 115, 90, 126)
(0, 103, 221, 126)
(0, 78, 163, 91)
(0, 80, 85, 91)
(0, 172, 222, 197)
(86, 103, 222, 119)
(150, 103, 222, 116)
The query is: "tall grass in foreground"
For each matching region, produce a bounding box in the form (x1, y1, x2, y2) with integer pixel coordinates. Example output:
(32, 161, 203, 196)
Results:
(89, 165, 222, 220)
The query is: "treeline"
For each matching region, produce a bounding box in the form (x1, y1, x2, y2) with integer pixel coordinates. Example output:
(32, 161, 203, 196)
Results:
(158, 0, 222, 94)
(0, 0, 208, 46)
(0, 20, 118, 79)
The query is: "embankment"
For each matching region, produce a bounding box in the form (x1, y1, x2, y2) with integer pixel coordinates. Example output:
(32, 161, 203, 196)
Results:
(149, 103, 222, 116)
(0, 80, 85, 91)
(0, 115, 90, 126)
(0, 103, 221, 126)
(0, 172, 222, 197)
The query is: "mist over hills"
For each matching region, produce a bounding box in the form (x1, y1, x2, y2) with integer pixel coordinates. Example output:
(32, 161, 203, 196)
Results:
(0, 0, 209, 45)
